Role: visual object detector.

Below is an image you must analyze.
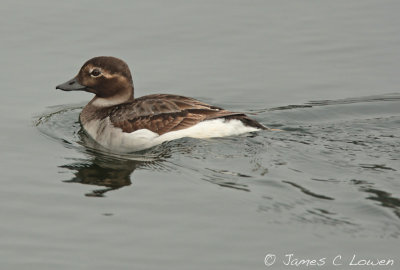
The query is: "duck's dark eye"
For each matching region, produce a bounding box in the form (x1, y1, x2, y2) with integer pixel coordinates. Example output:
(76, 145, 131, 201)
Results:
(90, 69, 101, 77)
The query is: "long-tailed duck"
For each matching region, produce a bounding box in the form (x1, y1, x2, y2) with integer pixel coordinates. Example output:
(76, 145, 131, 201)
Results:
(56, 56, 267, 152)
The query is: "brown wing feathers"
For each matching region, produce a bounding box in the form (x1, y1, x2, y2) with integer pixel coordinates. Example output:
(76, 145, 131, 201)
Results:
(109, 95, 265, 135)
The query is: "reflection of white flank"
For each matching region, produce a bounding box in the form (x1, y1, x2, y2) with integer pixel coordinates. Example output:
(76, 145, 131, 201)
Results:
(83, 117, 260, 153)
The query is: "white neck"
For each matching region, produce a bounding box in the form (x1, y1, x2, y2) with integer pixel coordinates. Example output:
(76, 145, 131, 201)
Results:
(90, 93, 132, 108)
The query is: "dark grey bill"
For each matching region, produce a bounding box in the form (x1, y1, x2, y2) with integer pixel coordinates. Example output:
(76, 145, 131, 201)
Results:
(56, 77, 87, 91)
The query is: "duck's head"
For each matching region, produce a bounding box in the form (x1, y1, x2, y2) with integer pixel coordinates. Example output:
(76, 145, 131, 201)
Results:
(56, 56, 134, 106)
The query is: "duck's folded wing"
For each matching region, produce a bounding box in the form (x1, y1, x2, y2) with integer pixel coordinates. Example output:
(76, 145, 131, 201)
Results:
(108, 94, 263, 135)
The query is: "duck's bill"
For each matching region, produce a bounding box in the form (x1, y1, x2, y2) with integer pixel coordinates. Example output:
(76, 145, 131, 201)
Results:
(56, 77, 87, 91)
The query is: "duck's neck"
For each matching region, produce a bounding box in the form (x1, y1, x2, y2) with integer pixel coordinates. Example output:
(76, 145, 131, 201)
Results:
(90, 86, 134, 108)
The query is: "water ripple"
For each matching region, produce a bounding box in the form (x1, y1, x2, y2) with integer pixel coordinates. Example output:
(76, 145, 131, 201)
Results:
(35, 94, 400, 237)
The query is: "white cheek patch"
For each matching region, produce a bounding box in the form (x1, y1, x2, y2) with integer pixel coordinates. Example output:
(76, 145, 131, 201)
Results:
(82, 117, 260, 153)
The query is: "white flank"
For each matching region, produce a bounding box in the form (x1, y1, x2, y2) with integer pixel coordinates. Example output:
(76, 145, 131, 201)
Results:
(83, 117, 260, 152)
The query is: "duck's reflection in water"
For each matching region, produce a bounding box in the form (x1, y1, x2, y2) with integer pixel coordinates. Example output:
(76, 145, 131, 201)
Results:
(61, 158, 135, 197)
(60, 140, 171, 197)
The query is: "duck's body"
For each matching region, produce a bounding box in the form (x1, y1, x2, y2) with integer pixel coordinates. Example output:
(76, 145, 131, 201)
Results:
(56, 56, 266, 152)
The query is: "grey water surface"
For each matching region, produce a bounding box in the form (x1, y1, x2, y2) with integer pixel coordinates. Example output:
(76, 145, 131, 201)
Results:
(1, 1, 400, 269)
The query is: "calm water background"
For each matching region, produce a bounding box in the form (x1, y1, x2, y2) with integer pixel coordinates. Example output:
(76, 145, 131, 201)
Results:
(1, 0, 400, 269)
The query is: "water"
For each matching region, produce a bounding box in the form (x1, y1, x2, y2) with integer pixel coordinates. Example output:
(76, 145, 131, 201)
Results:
(1, 1, 400, 269)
